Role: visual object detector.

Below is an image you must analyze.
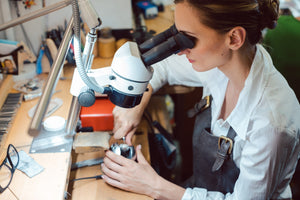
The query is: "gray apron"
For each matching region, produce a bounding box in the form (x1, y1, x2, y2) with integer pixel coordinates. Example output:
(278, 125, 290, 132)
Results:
(183, 95, 240, 194)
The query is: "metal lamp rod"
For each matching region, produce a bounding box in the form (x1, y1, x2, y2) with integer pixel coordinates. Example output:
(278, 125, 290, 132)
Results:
(0, 0, 72, 31)
(28, 17, 74, 136)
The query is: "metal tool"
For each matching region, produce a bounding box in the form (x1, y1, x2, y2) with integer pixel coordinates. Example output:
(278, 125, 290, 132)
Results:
(71, 158, 103, 170)
(0, 93, 22, 143)
(23, 89, 61, 101)
(110, 143, 135, 159)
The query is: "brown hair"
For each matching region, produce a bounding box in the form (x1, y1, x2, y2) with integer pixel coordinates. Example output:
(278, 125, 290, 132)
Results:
(174, 0, 279, 45)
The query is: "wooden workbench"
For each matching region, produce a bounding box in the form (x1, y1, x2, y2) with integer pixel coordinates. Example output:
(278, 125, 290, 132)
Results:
(0, 61, 153, 200)
(68, 119, 152, 200)
(0, 66, 74, 200)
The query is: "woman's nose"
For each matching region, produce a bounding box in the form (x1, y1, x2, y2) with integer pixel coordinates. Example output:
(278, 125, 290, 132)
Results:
(177, 48, 190, 55)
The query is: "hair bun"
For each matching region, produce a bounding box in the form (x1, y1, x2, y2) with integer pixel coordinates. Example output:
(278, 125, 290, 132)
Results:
(259, 0, 280, 29)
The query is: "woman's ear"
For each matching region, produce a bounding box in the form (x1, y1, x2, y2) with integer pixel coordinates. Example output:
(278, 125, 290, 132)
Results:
(228, 26, 246, 50)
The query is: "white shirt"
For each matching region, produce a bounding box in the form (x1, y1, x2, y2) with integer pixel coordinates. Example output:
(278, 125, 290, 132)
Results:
(150, 44, 300, 200)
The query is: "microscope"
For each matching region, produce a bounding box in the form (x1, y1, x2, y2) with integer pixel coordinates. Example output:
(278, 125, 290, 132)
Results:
(70, 24, 195, 108)
(70, 22, 195, 158)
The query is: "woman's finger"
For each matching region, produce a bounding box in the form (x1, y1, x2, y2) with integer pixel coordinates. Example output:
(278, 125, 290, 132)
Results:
(136, 145, 148, 165)
(105, 150, 131, 167)
(103, 156, 123, 172)
(125, 130, 135, 145)
(112, 121, 121, 134)
(113, 123, 132, 139)
(102, 174, 128, 191)
(101, 163, 122, 181)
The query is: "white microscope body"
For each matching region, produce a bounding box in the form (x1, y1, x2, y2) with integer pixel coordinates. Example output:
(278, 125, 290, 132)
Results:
(70, 23, 194, 108)
(70, 41, 153, 97)
(70, 41, 153, 107)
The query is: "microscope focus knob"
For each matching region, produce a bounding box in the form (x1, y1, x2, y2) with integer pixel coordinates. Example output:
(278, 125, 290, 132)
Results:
(78, 87, 96, 107)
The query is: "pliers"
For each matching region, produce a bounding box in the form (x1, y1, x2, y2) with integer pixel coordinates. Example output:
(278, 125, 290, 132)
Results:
(36, 38, 53, 74)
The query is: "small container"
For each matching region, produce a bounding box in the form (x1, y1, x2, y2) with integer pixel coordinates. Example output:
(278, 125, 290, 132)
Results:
(43, 116, 66, 132)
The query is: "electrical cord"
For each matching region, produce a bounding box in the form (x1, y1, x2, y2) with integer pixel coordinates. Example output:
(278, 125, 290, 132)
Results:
(71, 175, 103, 182)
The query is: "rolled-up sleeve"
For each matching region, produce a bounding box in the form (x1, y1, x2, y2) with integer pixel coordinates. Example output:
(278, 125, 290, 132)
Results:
(149, 54, 204, 93)
(182, 188, 207, 200)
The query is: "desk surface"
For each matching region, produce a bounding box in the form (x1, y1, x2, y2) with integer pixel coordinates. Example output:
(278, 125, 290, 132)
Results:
(0, 66, 74, 200)
(68, 119, 152, 200)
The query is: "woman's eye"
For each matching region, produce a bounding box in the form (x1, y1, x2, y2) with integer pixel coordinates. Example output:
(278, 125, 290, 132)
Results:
(181, 32, 198, 43)
(189, 36, 198, 43)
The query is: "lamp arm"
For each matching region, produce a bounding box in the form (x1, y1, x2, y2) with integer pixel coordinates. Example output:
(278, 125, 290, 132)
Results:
(28, 0, 103, 136)
(28, 17, 74, 136)
(0, 0, 72, 31)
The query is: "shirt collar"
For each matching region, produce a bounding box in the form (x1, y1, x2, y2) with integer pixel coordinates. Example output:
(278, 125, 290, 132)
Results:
(227, 44, 273, 140)
(198, 68, 228, 108)
(202, 45, 273, 140)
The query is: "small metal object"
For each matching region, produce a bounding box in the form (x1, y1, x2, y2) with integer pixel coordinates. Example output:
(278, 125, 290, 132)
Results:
(110, 143, 135, 159)
(71, 158, 103, 170)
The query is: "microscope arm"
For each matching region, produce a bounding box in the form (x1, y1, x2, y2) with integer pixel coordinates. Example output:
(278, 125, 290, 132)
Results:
(70, 67, 112, 97)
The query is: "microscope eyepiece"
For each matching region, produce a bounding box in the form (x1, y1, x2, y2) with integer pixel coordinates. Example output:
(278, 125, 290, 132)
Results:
(139, 24, 178, 54)
(141, 31, 195, 66)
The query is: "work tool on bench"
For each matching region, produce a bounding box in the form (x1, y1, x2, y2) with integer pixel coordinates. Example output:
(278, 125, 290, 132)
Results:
(36, 37, 53, 74)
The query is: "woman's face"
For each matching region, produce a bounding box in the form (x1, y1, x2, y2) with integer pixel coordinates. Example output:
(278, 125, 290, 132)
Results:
(175, 2, 231, 72)
(4, 60, 14, 73)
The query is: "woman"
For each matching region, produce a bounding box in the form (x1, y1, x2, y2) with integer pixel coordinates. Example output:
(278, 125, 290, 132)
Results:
(3, 59, 17, 74)
(101, 0, 300, 199)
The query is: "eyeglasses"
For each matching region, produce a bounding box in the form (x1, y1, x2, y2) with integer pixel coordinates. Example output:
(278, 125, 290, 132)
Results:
(0, 144, 19, 193)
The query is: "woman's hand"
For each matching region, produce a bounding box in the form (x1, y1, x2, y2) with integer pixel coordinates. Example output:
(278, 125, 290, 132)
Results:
(112, 106, 143, 145)
(101, 145, 160, 198)
(112, 85, 153, 145)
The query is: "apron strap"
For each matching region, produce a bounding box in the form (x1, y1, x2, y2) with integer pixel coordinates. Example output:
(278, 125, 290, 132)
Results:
(212, 127, 237, 172)
(187, 95, 212, 118)
(188, 95, 238, 172)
